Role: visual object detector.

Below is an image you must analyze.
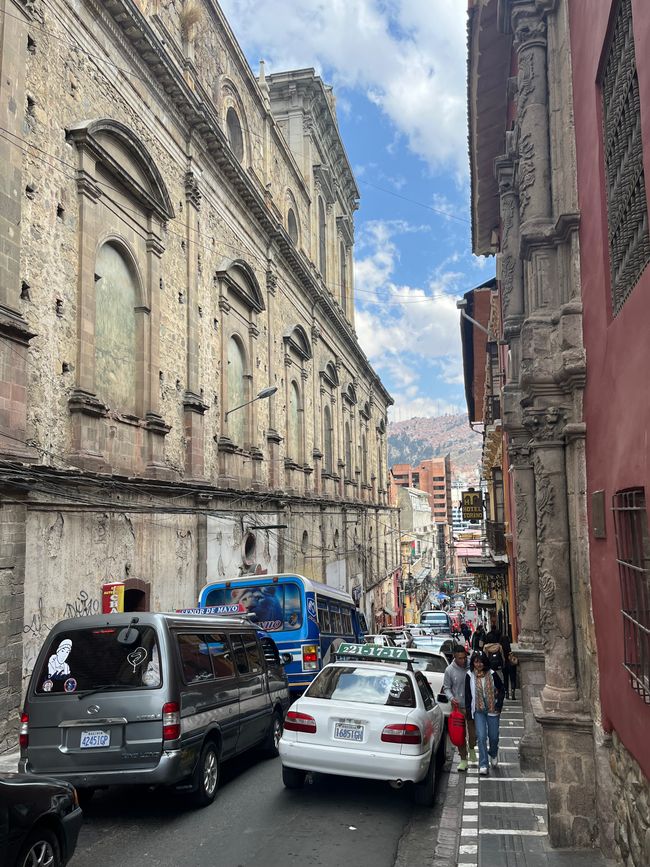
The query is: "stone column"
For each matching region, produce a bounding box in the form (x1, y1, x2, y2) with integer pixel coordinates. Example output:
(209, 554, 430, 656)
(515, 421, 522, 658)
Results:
(508, 436, 545, 770)
(182, 170, 208, 480)
(524, 407, 579, 710)
(511, 3, 552, 228)
(265, 270, 281, 490)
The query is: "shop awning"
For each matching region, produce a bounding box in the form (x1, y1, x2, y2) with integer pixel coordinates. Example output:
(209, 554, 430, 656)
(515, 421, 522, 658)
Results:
(466, 556, 507, 575)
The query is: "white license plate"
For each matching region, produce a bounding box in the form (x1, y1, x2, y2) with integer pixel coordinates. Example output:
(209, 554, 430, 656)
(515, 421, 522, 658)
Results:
(80, 730, 110, 749)
(334, 723, 364, 742)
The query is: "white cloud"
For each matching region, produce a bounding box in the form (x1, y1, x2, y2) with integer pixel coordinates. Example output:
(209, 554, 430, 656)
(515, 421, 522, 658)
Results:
(219, 0, 469, 175)
(388, 395, 465, 422)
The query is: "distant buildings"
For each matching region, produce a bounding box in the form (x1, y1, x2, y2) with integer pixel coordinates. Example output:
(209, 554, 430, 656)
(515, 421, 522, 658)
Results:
(390, 456, 452, 525)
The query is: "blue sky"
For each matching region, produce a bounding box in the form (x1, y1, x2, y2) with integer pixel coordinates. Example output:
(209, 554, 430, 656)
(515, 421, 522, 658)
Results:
(221, 0, 494, 420)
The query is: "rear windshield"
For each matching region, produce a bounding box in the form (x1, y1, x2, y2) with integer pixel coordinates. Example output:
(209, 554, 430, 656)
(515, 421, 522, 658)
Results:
(410, 654, 448, 674)
(306, 666, 416, 707)
(421, 613, 450, 625)
(204, 582, 302, 632)
(34, 626, 161, 695)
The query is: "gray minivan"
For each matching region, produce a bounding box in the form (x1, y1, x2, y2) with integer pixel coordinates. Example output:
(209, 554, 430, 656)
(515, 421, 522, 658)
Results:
(19, 612, 291, 807)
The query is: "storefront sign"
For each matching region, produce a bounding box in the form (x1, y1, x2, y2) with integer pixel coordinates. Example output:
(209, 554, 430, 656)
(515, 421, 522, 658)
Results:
(102, 582, 124, 614)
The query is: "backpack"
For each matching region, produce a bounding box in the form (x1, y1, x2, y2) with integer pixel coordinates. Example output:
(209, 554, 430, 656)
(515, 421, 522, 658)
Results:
(484, 642, 504, 671)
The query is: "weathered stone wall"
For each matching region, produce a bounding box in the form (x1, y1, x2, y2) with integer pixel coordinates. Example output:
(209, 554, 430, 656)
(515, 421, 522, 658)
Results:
(610, 732, 650, 867)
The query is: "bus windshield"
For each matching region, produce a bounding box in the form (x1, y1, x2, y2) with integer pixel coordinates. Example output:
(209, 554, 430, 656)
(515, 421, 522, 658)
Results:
(204, 582, 302, 632)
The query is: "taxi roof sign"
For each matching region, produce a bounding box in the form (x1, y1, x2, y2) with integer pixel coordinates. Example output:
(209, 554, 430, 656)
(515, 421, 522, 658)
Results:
(337, 642, 410, 662)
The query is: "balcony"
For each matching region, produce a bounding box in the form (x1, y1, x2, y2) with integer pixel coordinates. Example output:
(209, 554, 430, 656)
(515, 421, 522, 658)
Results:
(486, 519, 506, 555)
(485, 395, 501, 425)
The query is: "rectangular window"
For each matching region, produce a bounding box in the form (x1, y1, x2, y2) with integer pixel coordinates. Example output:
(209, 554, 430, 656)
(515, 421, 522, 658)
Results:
(612, 489, 650, 703)
(178, 633, 213, 684)
(317, 598, 331, 632)
(231, 635, 250, 675)
(601, 0, 650, 313)
(205, 633, 235, 679)
(203, 582, 302, 632)
(330, 605, 343, 635)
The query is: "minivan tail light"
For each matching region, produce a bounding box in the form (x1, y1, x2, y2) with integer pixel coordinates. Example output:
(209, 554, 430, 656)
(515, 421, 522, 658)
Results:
(381, 723, 421, 744)
(19, 712, 28, 749)
(284, 711, 317, 733)
(162, 702, 180, 742)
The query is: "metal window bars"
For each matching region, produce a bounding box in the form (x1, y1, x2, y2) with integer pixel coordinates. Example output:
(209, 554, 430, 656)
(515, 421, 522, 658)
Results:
(612, 489, 650, 703)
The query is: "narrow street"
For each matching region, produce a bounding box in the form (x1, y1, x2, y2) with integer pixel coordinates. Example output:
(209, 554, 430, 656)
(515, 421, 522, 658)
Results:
(69, 750, 453, 867)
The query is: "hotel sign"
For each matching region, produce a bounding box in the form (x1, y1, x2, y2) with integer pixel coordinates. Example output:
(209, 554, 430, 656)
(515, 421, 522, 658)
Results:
(462, 490, 483, 522)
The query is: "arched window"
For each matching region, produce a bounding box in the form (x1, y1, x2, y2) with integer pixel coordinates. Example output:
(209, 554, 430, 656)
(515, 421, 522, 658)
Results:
(95, 242, 138, 414)
(318, 197, 327, 281)
(287, 208, 299, 244)
(227, 336, 247, 444)
(289, 380, 302, 462)
(345, 421, 352, 479)
(323, 403, 333, 474)
(226, 107, 244, 162)
(340, 241, 347, 313)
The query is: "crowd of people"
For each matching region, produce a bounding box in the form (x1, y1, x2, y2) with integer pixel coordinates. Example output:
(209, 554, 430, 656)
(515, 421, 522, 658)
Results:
(442, 618, 517, 776)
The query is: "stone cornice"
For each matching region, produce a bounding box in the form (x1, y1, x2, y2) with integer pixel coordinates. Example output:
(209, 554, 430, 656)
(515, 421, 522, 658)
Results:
(519, 212, 580, 259)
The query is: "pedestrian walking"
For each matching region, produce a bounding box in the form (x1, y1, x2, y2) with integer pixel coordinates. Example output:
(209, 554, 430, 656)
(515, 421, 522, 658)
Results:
(465, 650, 505, 775)
(442, 644, 477, 772)
(471, 623, 486, 652)
(504, 650, 518, 700)
(483, 628, 505, 673)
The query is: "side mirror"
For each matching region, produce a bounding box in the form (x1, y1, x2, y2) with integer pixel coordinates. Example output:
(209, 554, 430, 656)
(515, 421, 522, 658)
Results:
(281, 653, 293, 666)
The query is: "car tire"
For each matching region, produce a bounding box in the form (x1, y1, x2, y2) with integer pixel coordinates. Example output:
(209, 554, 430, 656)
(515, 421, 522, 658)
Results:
(18, 826, 62, 867)
(413, 754, 437, 808)
(435, 737, 447, 771)
(262, 711, 283, 758)
(191, 741, 220, 808)
(282, 765, 306, 789)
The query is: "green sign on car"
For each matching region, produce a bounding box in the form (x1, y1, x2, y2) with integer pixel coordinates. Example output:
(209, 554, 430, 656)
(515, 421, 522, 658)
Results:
(337, 643, 410, 662)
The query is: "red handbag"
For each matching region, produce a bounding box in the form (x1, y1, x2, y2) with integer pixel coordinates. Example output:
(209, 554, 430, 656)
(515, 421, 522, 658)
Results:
(448, 707, 467, 747)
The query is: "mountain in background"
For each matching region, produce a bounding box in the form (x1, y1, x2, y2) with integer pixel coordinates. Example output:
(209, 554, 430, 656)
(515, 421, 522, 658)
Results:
(388, 413, 482, 482)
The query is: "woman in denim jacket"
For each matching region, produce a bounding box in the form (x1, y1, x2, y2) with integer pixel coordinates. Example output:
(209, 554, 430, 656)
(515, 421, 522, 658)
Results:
(465, 650, 505, 775)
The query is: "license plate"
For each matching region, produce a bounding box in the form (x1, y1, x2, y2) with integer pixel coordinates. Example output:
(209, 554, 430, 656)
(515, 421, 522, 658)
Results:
(334, 723, 364, 742)
(80, 730, 110, 749)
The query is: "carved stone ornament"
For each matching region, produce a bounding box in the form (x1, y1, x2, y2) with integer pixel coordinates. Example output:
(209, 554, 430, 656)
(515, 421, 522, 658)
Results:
(266, 270, 278, 294)
(514, 478, 530, 527)
(534, 471, 554, 545)
(184, 171, 201, 210)
(512, 10, 547, 51)
(516, 558, 531, 605)
(523, 405, 567, 443)
(516, 45, 536, 111)
(517, 132, 536, 221)
(500, 254, 516, 310)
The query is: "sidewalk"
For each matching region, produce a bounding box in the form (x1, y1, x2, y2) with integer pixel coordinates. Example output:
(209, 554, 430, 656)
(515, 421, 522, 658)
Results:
(456, 698, 612, 867)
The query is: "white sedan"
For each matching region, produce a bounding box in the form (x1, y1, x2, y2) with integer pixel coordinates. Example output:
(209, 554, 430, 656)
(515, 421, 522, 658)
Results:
(279, 643, 446, 806)
(407, 648, 452, 719)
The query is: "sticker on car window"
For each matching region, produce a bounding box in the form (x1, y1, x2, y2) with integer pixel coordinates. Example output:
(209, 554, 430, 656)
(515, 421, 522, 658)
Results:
(127, 647, 148, 671)
(64, 677, 77, 693)
(48, 638, 72, 680)
(42, 679, 53, 692)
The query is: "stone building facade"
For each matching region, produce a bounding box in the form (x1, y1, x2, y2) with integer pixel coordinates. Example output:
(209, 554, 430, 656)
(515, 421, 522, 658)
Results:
(467, 0, 643, 858)
(0, 0, 399, 752)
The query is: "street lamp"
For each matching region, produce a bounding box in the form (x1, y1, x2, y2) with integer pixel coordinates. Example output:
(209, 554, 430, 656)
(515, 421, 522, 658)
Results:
(224, 386, 278, 421)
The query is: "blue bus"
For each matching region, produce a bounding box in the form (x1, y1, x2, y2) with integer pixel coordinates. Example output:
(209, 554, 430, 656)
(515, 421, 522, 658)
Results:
(198, 573, 367, 694)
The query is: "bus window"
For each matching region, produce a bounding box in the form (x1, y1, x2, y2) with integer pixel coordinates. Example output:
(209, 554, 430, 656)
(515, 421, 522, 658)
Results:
(341, 609, 353, 635)
(330, 605, 343, 635)
(317, 598, 331, 632)
(203, 582, 302, 632)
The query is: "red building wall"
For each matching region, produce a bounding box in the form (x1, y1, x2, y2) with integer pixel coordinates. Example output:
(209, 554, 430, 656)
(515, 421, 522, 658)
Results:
(570, 0, 650, 776)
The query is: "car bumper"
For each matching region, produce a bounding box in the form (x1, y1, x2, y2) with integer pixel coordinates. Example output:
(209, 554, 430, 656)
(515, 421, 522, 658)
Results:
(61, 806, 83, 864)
(279, 738, 432, 783)
(19, 749, 187, 788)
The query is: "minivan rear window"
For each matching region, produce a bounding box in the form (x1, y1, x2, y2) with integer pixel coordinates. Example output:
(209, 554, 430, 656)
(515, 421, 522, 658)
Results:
(34, 626, 161, 695)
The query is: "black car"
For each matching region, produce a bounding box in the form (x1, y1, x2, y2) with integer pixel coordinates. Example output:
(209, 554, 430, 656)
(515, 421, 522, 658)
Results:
(0, 773, 82, 867)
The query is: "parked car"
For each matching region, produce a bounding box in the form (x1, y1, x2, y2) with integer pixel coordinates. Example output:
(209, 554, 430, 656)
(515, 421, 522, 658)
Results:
(412, 635, 457, 663)
(418, 611, 453, 635)
(279, 643, 446, 806)
(364, 633, 397, 647)
(379, 627, 413, 647)
(407, 649, 452, 721)
(1, 773, 82, 867)
(19, 612, 291, 807)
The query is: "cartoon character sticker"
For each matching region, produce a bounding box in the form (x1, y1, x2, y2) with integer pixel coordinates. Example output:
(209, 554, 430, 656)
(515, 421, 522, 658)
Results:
(64, 677, 77, 693)
(42, 679, 53, 693)
(48, 638, 72, 680)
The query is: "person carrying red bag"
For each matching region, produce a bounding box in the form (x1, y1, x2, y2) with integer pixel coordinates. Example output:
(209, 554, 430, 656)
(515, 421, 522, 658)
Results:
(442, 644, 477, 772)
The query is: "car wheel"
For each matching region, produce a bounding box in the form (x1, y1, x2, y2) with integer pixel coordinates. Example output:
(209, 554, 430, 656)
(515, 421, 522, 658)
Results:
(262, 711, 283, 758)
(191, 741, 220, 808)
(18, 826, 62, 867)
(282, 765, 306, 789)
(413, 755, 437, 807)
(435, 737, 447, 771)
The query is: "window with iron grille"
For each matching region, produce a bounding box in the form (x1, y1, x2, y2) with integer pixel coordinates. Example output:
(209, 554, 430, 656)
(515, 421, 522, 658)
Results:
(600, 0, 650, 313)
(612, 489, 650, 703)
